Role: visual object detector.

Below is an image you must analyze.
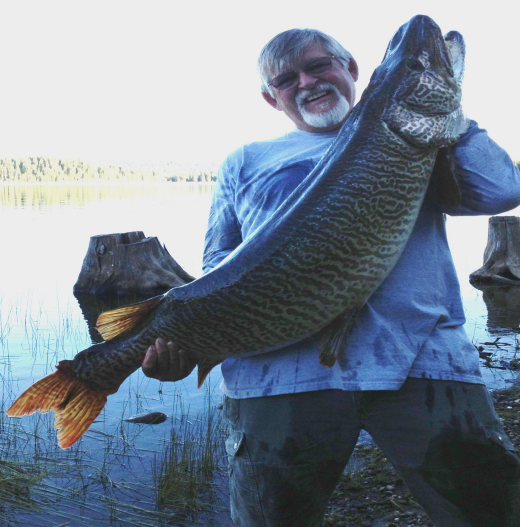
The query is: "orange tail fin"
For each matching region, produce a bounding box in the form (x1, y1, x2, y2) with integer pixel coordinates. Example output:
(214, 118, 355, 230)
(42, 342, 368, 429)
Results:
(7, 361, 116, 449)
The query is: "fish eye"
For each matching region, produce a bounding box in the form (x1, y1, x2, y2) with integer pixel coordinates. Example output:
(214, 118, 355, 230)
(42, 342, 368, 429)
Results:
(407, 58, 425, 72)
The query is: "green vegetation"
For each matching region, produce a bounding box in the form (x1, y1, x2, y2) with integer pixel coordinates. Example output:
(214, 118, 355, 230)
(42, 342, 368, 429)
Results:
(153, 398, 226, 511)
(0, 157, 218, 183)
(0, 387, 230, 526)
(0, 460, 47, 511)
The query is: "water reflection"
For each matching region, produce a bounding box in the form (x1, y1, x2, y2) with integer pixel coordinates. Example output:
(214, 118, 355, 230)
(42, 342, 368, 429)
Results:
(0, 182, 215, 209)
(472, 283, 520, 333)
(0, 183, 229, 526)
(74, 292, 153, 343)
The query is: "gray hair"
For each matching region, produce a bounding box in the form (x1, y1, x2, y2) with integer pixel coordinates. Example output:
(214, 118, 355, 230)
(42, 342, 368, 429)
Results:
(258, 28, 353, 96)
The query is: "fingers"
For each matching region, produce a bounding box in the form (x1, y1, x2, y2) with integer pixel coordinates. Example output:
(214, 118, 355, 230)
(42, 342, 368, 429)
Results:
(178, 347, 190, 375)
(142, 345, 159, 378)
(141, 338, 196, 382)
(156, 338, 174, 375)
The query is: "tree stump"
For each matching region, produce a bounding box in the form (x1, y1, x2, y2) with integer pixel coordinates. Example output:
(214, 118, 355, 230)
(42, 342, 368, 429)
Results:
(469, 216, 520, 285)
(73, 231, 195, 296)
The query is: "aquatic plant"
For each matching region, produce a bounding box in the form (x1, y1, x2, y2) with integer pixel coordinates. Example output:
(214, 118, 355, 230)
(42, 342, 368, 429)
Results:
(0, 295, 230, 525)
(154, 386, 227, 512)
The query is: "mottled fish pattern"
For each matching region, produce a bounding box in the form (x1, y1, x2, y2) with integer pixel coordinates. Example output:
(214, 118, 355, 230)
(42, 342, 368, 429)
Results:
(7, 15, 468, 448)
(76, 15, 467, 389)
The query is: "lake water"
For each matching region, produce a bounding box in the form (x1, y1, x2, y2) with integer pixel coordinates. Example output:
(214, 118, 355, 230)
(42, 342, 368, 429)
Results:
(1, 183, 519, 526)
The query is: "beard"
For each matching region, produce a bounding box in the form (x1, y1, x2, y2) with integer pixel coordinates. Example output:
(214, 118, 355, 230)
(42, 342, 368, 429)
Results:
(295, 82, 350, 129)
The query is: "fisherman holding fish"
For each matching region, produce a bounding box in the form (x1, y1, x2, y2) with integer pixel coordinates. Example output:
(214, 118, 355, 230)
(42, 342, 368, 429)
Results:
(143, 19, 520, 526)
(8, 15, 520, 527)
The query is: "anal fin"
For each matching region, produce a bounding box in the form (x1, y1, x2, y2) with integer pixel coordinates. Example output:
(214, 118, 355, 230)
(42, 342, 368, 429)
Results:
(197, 359, 223, 388)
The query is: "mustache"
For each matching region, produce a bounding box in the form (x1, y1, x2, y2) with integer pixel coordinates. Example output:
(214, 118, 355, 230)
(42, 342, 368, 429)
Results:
(295, 82, 340, 107)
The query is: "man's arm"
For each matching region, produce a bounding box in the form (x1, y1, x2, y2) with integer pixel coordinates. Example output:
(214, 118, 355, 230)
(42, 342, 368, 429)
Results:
(438, 121, 520, 215)
(202, 156, 243, 273)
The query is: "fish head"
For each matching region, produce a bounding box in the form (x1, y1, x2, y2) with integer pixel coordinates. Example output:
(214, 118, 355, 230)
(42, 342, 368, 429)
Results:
(359, 15, 469, 149)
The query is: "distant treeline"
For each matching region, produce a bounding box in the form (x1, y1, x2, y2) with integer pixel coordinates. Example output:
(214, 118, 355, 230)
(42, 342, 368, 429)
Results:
(0, 157, 218, 183)
(2, 157, 519, 184)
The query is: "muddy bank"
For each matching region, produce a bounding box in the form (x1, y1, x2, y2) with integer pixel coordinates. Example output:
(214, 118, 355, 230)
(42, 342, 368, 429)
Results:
(323, 389, 520, 527)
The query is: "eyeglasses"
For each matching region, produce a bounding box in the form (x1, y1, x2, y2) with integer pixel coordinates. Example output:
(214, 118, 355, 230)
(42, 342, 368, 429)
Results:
(268, 56, 338, 91)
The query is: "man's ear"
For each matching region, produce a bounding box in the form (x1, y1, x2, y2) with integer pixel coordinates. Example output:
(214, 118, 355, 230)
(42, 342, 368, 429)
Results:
(262, 91, 282, 111)
(348, 57, 359, 82)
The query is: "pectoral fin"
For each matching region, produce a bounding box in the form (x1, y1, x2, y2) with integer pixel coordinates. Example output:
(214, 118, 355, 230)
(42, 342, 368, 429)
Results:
(430, 146, 462, 208)
(318, 308, 360, 367)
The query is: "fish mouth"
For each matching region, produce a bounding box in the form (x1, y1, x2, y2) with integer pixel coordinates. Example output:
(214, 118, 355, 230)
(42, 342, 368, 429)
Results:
(380, 16, 464, 118)
(383, 15, 455, 78)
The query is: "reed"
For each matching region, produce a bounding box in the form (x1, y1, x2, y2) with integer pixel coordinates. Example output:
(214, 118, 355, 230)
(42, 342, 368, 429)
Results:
(0, 294, 231, 525)
(153, 385, 227, 512)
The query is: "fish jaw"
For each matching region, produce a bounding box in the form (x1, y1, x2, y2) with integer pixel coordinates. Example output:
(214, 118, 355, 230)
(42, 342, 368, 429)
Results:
(370, 16, 469, 148)
(444, 31, 465, 84)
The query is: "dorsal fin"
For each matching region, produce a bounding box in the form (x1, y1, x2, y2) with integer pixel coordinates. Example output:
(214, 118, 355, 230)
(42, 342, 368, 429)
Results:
(96, 295, 164, 341)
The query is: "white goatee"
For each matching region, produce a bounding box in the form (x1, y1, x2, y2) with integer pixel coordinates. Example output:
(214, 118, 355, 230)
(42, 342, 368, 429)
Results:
(296, 82, 350, 129)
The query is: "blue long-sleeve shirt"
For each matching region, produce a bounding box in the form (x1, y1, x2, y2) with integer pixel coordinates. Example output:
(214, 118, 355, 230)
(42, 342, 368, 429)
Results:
(203, 122, 520, 398)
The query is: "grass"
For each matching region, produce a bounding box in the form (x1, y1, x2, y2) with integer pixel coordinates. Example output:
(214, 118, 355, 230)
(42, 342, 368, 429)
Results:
(2, 277, 517, 525)
(154, 393, 227, 512)
(0, 459, 47, 510)
(0, 294, 231, 526)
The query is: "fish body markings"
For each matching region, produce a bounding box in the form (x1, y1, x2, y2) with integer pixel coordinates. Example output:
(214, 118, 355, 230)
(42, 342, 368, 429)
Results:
(7, 15, 469, 448)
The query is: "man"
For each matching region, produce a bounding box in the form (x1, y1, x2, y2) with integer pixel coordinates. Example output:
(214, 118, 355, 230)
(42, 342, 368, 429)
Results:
(143, 28, 520, 526)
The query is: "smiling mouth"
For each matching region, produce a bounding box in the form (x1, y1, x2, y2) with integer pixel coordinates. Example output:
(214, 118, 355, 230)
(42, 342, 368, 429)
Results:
(303, 90, 331, 104)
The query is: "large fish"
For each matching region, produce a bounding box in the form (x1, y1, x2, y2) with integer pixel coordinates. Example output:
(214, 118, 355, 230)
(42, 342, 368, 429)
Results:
(7, 15, 468, 448)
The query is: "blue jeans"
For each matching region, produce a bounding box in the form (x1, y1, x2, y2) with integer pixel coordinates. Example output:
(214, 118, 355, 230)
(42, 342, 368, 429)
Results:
(223, 378, 520, 526)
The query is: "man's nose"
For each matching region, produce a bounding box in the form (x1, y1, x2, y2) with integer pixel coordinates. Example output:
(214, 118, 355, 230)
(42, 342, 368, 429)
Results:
(297, 71, 318, 89)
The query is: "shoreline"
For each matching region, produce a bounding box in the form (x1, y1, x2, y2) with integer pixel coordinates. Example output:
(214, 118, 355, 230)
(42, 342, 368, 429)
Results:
(0, 181, 216, 186)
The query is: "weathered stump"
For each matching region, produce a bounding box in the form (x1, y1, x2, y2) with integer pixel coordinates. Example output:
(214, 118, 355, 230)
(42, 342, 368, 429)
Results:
(73, 231, 195, 296)
(469, 216, 520, 285)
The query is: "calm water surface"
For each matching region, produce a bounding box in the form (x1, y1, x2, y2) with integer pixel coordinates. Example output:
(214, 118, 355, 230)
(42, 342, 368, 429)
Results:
(0, 183, 232, 527)
(1, 183, 519, 526)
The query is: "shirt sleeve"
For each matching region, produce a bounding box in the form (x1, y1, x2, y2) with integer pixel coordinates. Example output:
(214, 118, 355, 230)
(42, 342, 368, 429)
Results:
(202, 151, 243, 274)
(438, 120, 520, 216)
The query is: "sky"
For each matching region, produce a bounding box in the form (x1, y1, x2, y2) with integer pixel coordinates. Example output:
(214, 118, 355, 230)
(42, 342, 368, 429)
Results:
(0, 0, 518, 165)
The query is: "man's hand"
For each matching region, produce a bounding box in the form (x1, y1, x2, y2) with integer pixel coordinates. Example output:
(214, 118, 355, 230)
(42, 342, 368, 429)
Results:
(142, 338, 196, 382)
